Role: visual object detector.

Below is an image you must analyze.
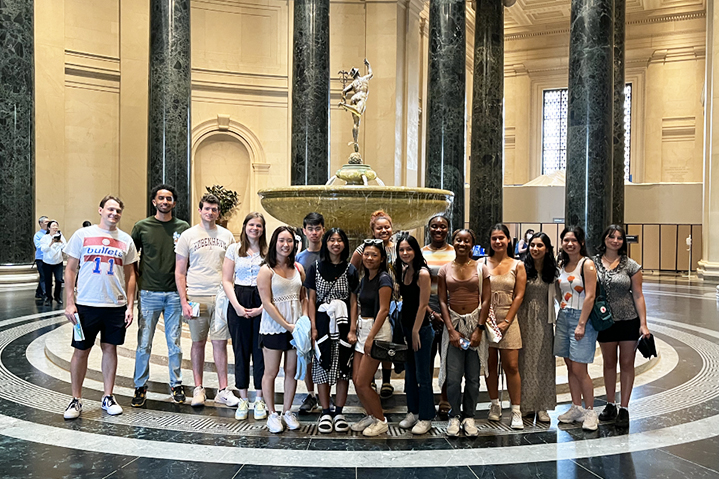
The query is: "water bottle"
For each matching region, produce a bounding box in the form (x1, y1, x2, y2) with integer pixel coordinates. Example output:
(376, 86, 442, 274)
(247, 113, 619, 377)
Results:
(460, 337, 470, 350)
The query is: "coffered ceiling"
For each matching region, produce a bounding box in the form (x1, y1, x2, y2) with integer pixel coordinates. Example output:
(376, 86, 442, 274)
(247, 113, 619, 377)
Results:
(503, 0, 705, 35)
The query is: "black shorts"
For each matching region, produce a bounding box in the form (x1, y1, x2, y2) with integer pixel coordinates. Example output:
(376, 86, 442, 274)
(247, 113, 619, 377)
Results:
(260, 332, 294, 351)
(598, 317, 641, 343)
(72, 305, 127, 350)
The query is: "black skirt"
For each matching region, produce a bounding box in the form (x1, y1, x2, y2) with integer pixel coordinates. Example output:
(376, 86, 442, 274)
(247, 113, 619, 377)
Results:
(598, 317, 641, 343)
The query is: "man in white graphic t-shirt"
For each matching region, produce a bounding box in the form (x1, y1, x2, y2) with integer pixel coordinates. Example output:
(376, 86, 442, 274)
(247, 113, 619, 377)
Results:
(62, 195, 139, 420)
(175, 193, 239, 408)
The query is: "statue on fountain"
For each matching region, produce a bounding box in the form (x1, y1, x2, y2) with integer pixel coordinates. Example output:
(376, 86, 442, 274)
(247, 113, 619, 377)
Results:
(338, 59, 373, 161)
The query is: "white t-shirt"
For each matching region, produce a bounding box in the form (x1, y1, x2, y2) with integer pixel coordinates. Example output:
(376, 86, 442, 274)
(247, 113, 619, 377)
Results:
(175, 224, 235, 296)
(64, 225, 139, 307)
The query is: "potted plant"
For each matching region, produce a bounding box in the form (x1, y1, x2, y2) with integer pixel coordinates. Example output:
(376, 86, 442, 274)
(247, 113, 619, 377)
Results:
(205, 185, 240, 227)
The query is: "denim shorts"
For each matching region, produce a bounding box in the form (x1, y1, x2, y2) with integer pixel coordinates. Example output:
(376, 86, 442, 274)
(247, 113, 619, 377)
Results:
(554, 308, 598, 364)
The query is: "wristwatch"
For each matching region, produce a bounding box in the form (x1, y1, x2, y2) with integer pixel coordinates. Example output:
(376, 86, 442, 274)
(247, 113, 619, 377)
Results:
(477, 324, 486, 331)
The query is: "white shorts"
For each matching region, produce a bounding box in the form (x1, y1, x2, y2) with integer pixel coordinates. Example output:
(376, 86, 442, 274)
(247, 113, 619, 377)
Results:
(355, 316, 392, 354)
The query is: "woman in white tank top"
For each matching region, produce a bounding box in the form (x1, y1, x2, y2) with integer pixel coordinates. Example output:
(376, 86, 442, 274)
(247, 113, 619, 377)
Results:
(554, 226, 599, 432)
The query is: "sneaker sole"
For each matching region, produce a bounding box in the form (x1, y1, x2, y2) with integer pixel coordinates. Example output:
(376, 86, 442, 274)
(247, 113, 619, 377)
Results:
(130, 400, 146, 408)
(582, 424, 598, 431)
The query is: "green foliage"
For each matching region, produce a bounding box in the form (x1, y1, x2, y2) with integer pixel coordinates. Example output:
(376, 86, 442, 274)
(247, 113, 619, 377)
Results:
(205, 185, 240, 219)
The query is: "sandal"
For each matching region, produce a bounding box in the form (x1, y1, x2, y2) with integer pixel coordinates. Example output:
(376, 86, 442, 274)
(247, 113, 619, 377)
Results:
(333, 414, 349, 433)
(438, 401, 451, 420)
(318, 414, 333, 434)
(380, 382, 394, 399)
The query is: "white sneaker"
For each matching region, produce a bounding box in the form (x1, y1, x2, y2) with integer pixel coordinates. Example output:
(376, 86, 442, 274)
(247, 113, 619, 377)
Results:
(488, 402, 502, 421)
(253, 398, 268, 420)
(235, 398, 249, 420)
(283, 411, 300, 430)
(558, 404, 585, 424)
(537, 410, 551, 423)
(101, 395, 123, 416)
(510, 410, 524, 430)
(399, 412, 418, 429)
(64, 398, 82, 420)
(462, 417, 479, 437)
(351, 415, 375, 432)
(191, 386, 206, 407)
(446, 417, 461, 437)
(582, 409, 598, 431)
(412, 420, 432, 435)
(362, 418, 389, 436)
(267, 412, 284, 433)
(215, 388, 240, 407)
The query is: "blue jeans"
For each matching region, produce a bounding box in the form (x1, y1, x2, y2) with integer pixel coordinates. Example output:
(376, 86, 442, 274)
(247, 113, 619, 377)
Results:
(404, 325, 436, 421)
(134, 290, 183, 388)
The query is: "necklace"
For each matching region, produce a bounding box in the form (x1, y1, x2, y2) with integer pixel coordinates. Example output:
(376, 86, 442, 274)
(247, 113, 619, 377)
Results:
(453, 258, 472, 266)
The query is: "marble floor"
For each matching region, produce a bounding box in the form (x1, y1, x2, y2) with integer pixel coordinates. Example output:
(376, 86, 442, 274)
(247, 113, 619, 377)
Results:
(1, 278, 718, 478)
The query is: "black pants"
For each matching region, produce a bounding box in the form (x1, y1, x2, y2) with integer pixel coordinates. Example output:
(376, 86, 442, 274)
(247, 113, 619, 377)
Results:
(227, 285, 264, 390)
(35, 259, 46, 296)
(42, 262, 63, 301)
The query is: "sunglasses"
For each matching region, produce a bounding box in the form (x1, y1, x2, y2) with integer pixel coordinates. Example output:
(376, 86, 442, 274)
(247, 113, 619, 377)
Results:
(363, 239, 384, 246)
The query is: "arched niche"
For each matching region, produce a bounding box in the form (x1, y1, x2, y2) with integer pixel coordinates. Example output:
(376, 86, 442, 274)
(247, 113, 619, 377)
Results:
(191, 116, 270, 235)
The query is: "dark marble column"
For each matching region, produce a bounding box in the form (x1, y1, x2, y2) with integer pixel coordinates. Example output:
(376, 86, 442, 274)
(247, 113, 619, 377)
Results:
(425, 0, 466, 229)
(291, 0, 330, 185)
(0, 0, 34, 263)
(148, 0, 191, 221)
(469, 0, 503, 248)
(565, 0, 614, 254)
(612, 0, 626, 226)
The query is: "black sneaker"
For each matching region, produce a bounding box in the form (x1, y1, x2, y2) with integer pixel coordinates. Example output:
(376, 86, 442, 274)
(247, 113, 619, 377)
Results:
(131, 386, 148, 408)
(599, 403, 618, 421)
(171, 385, 185, 404)
(299, 394, 318, 415)
(615, 407, 630, 428)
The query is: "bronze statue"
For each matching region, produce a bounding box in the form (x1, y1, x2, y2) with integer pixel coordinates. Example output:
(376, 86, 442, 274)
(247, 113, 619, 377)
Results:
(338, 59, 373, 154)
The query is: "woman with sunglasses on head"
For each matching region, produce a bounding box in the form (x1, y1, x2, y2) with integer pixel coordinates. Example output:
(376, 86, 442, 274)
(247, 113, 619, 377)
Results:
(484, 224, 527, 430)
(395, 234, 434, 434)
(222, 212, 268, 422)
(350, 210, 397, 398)
(305, 228, 359, 434)
(594, 225, 650, 428)
(421, 214, 455, 418)
(518, 232, 558, 424)
(350, 239, 393, 436)
(257, 226, 308, 434)
(555, 226, 599, 431)
(438, 229, 491, 437)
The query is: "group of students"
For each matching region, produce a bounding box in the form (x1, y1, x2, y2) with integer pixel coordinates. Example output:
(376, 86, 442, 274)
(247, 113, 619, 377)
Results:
(58, 184, 650, 438)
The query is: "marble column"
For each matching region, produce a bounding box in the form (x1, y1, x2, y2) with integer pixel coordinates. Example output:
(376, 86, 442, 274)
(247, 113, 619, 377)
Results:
(469, 0, 503, 248)
(612, 0, 625, 226)
(564, 0, 614, 255)
(148, 0, 191, 221)
(698, 0, 719, 284)
(290, 0, 330, 185)
(425, 0, 466, 228)
(0, 0, 35, 264)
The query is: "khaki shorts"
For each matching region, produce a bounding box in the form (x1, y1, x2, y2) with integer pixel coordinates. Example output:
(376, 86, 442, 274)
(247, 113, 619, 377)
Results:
(186, 294, 230, 342)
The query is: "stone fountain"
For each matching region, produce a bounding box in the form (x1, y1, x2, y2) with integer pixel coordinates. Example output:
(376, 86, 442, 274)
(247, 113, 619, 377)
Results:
(258, 59, 453, 240)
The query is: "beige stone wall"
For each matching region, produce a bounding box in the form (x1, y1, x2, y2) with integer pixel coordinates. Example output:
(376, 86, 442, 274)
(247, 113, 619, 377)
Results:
(34, 1, 708, 239)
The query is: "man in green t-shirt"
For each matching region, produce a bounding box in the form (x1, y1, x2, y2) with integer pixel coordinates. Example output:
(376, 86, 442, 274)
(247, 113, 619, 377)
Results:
(130, 184, 190, 407)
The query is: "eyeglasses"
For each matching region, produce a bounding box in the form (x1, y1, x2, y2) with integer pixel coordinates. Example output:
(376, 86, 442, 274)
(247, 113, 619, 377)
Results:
(363, 239, 384, 246)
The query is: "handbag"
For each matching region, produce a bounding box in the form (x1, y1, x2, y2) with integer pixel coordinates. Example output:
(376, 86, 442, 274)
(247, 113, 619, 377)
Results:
(370, 340, 409, 363)
(485, 306, 503, 343)
(580, 258, 614, 332)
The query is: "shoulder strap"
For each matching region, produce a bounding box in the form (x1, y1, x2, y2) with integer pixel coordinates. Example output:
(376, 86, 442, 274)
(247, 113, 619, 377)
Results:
(476, 261, 483, 299)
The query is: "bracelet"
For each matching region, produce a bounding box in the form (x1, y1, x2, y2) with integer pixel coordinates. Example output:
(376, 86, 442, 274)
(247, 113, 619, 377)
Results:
(504, 319, 510, 324)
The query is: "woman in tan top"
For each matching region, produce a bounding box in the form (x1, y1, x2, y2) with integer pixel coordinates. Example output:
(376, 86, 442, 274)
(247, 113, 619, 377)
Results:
(484, 224, 526, 430)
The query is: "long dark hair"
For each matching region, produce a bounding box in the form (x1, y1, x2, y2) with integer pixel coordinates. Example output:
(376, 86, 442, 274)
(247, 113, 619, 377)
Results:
(595, 224, 628, 257)
(558, 225, 589, 267)
(361, 241, 388, 278)
(238, 212, 267, 258)
(44, 220, 59, 235)
(394, 233, 428, 283)
(319, 228, 350, 263)
(265, 226, 298, 268)
(488, 223, 513, 258)
(523, 232, 558, 284)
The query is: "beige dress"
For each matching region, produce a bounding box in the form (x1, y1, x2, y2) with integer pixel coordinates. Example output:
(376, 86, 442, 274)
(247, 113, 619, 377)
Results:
(487, 259, 522, 349)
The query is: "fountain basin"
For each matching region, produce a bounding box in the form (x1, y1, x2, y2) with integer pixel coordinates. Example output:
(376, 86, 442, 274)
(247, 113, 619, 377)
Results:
(258, 185, 453, 237)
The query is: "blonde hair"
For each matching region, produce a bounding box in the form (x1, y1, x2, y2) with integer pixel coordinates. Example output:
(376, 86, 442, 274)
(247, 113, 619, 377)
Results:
(369, 210, 393, 235)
